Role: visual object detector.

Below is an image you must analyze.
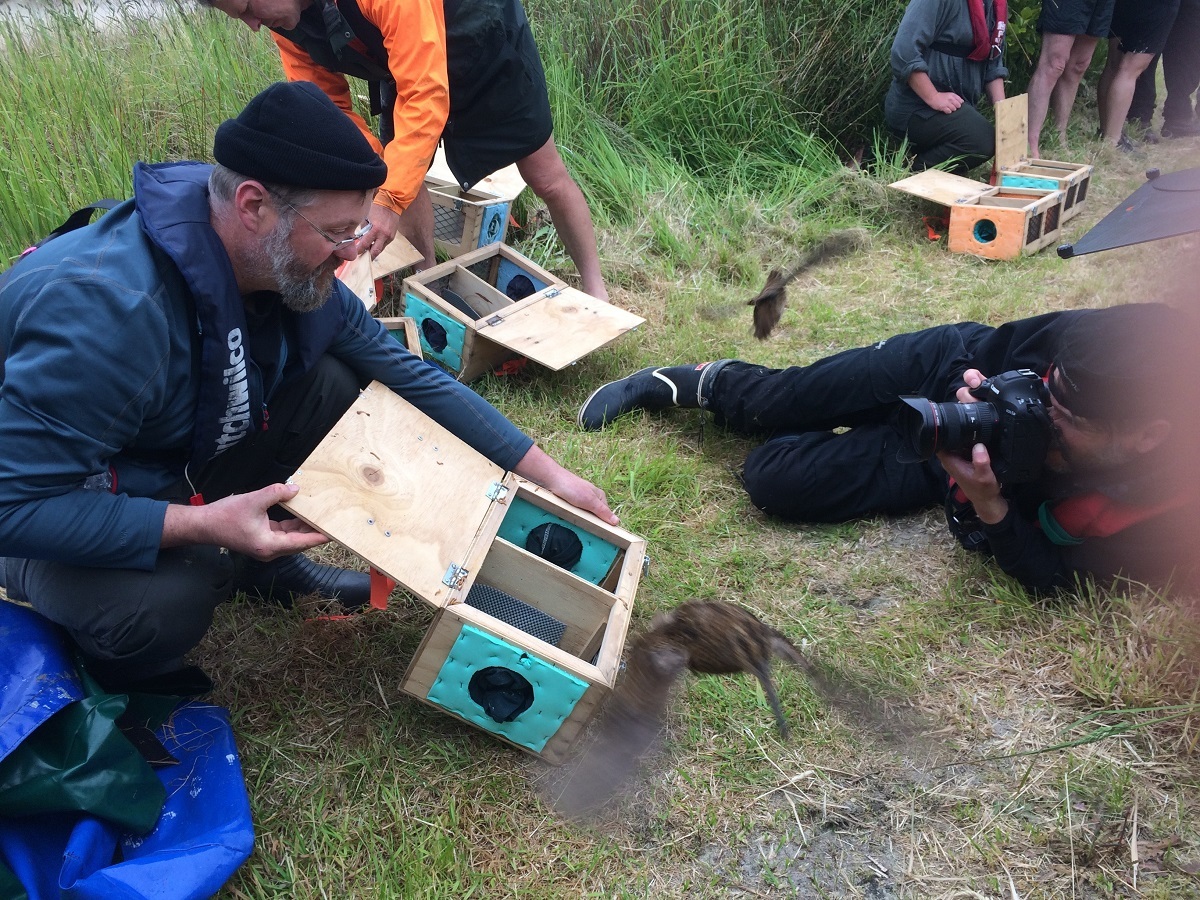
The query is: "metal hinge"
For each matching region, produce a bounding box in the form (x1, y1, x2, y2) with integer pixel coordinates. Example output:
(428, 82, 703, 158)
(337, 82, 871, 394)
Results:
(486, 481, 509, 501)
(442, 563, 469, 590)
(544, 287, 560, 298)
(485, 314, 504, 326)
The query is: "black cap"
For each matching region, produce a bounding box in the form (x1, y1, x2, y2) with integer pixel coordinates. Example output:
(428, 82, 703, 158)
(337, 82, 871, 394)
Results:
(1051, 304, 1194, 423)
(212, 81, 387, 191)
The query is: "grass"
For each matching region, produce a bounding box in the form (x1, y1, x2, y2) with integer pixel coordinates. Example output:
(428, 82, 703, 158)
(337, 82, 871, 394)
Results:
(2, 2, 1199, 897)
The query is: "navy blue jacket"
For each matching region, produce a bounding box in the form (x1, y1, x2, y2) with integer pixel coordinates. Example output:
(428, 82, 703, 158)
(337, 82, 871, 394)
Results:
(0, 161, 532, 571)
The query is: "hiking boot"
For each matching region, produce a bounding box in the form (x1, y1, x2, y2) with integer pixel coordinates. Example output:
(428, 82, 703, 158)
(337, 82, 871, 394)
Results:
(233, 552, 370, 609)
(1161, 119, 1200, 139)
(577, 364, 714, 431)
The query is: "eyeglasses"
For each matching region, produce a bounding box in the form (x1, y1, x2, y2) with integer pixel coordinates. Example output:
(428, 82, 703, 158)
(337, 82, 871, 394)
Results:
(278, 199, 372, 248)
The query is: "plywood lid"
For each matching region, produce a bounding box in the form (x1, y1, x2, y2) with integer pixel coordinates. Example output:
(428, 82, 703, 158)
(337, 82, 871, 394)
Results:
(429, 146, 528, 202)
(281, 382, 507, 606)
(475, 287, 645, 370)
(994, 93, 1030, 171)
(889, 170, 990, 205)
(335, 252, 376, 308)
(335, 236, 425, 310)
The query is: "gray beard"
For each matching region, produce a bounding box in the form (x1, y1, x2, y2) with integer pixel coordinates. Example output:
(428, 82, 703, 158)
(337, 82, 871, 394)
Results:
(260, 222, 337, 314)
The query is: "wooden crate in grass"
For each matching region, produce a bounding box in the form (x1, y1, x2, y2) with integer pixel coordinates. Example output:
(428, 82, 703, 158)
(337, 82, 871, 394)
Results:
(994, 94, 1093, 223)
(282, 382, 646, 763)
(401, 243, 644, 381)
(890, 169, 1066, 260)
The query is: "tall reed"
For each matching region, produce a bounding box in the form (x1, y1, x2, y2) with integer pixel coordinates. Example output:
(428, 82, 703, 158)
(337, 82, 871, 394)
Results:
(0, 1, 279, 261)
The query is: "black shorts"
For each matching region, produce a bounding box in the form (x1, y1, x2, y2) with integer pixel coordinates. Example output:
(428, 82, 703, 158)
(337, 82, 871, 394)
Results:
(441, 0, 554, 190)
(1109, 0, 1181, 53)
(1039, 0, 1117, 36)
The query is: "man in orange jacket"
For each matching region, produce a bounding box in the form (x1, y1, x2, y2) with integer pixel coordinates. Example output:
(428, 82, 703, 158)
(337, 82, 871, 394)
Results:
(209, 0, 610, 299)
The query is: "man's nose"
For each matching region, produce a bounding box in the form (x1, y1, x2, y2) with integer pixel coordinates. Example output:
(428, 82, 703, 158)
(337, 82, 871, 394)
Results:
(332, 242, 361, 262)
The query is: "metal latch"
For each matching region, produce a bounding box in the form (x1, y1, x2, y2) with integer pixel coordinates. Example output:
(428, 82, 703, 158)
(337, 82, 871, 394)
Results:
(442, 563, 469, 590)
(544, 287, 560, 298)
(485, 481, 509, 502)
(642, 554, 651, 576)
(485, 314, 504, 326)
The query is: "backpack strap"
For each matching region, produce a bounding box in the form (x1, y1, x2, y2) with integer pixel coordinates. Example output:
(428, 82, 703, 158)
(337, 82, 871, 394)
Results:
(1, 199, 121, 290)
(43, 200, 121, 243)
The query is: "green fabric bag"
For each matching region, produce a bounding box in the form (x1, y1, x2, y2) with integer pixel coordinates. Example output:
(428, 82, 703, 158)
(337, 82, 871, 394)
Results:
(0, 654, 168, 836)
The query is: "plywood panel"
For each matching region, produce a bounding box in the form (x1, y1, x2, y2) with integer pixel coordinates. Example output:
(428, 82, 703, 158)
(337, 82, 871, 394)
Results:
(282, 382, 504, 605)
(477, 287, 645, 370)
(889, 170, 989, 206)
(373, 235, 423, 279)
(994, 94, 1029, 171)
(479, 539, 616, 656)
(336, 252, 376, 309)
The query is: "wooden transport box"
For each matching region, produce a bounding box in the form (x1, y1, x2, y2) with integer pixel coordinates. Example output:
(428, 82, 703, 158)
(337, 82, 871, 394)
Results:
(890, 170, 1065, 260)
(994, 94, 1093, 223)
(427, 176, 513, 258)
(425, 150, 528, 259)
(282, 382, 647, 763)
(401, 243, 645, 381)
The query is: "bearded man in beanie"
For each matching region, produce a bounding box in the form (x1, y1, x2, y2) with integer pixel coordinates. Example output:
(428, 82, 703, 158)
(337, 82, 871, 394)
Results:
(0, 81, 617, 690)
(578, 304, 1199, 595)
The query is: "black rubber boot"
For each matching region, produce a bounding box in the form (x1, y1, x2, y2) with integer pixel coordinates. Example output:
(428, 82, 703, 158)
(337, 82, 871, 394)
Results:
(577, 363, 724, 430)
(233, 553, 370, 609)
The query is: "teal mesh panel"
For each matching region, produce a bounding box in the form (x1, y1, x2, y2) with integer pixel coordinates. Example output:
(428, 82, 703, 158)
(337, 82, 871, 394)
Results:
(494, 258, 548, 297)
(496, 497, 619, 584)
(476, 203, 510, 248)
(427, 625, 587, 752)
(1000, 174, 1059, 190)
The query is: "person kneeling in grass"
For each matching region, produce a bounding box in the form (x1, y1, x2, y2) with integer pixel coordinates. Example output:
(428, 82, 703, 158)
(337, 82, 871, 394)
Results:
(884, 0, 1008, 174)
(578, 304, 1199, 596)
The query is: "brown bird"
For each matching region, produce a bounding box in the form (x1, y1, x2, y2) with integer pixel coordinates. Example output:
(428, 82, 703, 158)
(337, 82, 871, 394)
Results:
(747, 229, 869, 339)
(549, 600, 861, 818)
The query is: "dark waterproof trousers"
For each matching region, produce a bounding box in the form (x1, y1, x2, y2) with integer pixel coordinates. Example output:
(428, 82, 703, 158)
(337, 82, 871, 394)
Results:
(708, 322, 994, 523)
(3, 356, 362, 687)
(904, 105, 996, 175)
(1130, 0, 1200, 125)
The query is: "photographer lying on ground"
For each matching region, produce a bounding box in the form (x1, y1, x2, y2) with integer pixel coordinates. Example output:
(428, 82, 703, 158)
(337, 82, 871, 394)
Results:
(0, 81, 615, 691)
(579, 304, 1199, 594)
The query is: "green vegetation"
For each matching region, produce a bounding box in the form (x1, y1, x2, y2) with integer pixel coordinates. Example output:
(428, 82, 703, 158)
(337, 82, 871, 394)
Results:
(2, 2, 1198, 897)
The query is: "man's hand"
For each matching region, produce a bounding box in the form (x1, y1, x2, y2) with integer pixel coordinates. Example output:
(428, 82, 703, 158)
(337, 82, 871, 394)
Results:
(956, 368, 986, 402)
(513, 445, 619, 525)
(942, 369, 1008, 523)
(936, 443, 1009, 524)
(362, 203, 402, 259)
(162, 483, 329, 560)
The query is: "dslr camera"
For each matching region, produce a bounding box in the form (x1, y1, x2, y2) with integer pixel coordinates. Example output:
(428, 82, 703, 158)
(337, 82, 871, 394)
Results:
(896, 369, 1052, 484)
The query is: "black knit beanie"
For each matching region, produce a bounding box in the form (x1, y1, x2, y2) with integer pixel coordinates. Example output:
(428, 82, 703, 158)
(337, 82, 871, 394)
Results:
(1050, 303, 1194, 423)
(212, 81, 387, 190)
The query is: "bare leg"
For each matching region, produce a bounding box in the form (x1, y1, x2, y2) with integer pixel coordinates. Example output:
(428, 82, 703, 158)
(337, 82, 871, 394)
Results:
(515, 136, 609, 301)
(1027, 33, 1077, 157)
(396, 181, 437, 270)
(1100, 44, 1158, 141)
(1050, 35, 1101, 148)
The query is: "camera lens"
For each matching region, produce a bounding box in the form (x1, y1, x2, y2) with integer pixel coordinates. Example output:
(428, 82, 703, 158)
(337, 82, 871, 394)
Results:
(896, 398, 1000, 460)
